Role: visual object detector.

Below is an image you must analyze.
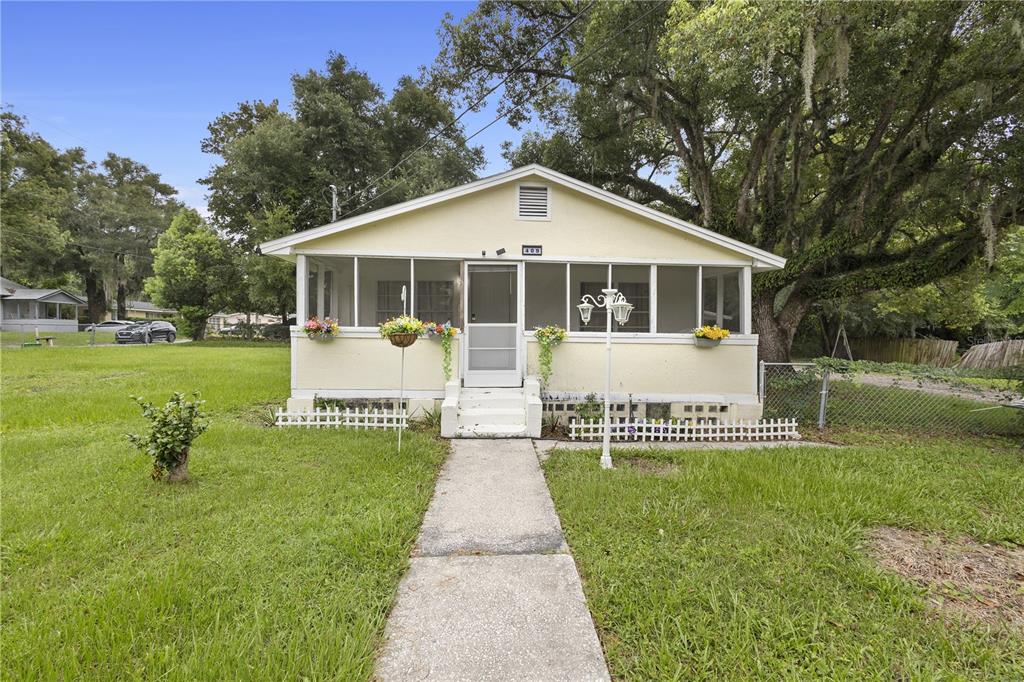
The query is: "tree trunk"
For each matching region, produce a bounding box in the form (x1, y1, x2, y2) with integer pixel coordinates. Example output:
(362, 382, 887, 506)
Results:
(753, 291, 810, 363)
(166, 449, 189, 483)
(189, 315, 207, 341)
(84, 272, 106, 323)
(116, 282, 128, 321)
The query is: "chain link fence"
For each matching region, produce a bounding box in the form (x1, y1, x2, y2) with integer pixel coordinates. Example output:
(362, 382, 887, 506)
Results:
(760, 361, 1024, 437)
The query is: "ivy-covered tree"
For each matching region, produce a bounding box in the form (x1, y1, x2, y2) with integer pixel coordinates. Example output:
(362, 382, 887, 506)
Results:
(437, 1, 1024, 360)
(146, 209, 240, 340)
(0, 112, 83, 287)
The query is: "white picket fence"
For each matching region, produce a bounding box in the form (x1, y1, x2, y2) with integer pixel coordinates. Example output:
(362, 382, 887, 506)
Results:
(275, 407, 407, 430)
(569, 417, 800, 442)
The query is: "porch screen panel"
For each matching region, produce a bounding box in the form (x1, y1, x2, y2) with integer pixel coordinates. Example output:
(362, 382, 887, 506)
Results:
(569, 263, 609, 332)
(466, 325, 517, 370)
(331, 257, 355, 326)
(307, 266, 318, 319)
(525, 262, 566, 329)
(702, 267, 742, 332)
(612, 265, 650, 332)
(60, 304, 77, 320)
(358, 258, 411, 326)
(655, 266, 698, 333)
(322, 270, 333, 319)
(414, 259, 462, 326)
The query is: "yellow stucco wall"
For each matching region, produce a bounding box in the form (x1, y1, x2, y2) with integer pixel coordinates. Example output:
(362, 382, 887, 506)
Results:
(298, 175, 749, 264)
(526, 338, 758, 397)
(293, 335, 459, 392)
(292, 334, 757, 399)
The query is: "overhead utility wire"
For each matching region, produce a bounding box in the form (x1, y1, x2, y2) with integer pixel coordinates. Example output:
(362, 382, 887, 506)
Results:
(336, 0, 598, 215)
(334, 1, 668, 223)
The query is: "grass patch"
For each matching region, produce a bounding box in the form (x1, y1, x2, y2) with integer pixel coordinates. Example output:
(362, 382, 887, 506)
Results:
(544, 441, 1024, 679)
(1, 330, 115, 347)
(1, 344, 446, 680)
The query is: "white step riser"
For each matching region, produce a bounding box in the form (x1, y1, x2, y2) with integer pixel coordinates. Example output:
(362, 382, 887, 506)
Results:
(458, 397, 525, 410)
(455, 425, 528, 438)
(459, 413, 527, 427)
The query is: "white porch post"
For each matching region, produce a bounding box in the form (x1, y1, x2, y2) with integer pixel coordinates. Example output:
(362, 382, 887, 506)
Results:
(296, 254, 308, 322)
(741, 266, 752, 334)
(353, 257, 360, 326)
(649, 264, 658, 333)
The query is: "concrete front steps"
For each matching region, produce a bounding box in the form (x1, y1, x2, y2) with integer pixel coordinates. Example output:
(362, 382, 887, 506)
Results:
(441, 379, 542, 438)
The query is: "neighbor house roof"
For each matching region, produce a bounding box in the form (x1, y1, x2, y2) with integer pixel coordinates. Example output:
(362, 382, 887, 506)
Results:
(127, 299, 177, 313)
(0, 277, 86, 305)
(259, 164, 787, 270)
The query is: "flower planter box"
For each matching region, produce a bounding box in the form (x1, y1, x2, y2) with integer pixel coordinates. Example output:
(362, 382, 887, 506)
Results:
(694, 337, 721, 347)
(388, 333, 418, 348)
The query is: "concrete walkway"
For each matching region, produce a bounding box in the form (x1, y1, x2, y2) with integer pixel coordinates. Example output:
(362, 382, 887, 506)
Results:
(375, 439, 610, 682)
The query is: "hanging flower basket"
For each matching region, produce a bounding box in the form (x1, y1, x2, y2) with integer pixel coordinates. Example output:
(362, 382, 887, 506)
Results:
(693, 325, 729, 347)
(379, 316, 426, 348)
(425, 321, 459, 380)
(389, 332, 418, 348)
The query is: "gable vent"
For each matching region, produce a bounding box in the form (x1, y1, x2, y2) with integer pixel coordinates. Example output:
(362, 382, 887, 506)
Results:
(518, 185, 549, 219)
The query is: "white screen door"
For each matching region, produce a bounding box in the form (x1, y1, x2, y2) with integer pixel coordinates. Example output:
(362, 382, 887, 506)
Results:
(464, 263, 521, 387)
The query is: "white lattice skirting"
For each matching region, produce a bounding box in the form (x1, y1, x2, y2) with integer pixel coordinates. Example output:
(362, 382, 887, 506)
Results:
(569, 418, 800, 442)
(275, 408, 407, 429)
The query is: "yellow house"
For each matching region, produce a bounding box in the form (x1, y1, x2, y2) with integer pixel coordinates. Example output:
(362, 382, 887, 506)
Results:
(260, 165, 785, 437)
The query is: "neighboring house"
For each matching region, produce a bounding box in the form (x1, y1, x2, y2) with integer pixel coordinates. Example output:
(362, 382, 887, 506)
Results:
(0, 277, 87, 333)
(104, 300, 178, 321)
(260, 165, 786, 437)
(207, 312, 283, 332)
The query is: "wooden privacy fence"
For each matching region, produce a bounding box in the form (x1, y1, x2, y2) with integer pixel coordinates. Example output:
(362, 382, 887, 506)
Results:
(569, 418, 800, 442)
(275, 407, 407, 429)
(958, 339, 1024, 370)
(849, 337, 959, 367)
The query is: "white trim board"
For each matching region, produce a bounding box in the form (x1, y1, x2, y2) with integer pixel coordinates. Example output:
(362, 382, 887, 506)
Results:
(260, 164, 786, 270)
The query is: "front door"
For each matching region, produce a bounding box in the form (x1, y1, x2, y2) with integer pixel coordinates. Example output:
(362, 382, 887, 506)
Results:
(464, 263, 521, 387)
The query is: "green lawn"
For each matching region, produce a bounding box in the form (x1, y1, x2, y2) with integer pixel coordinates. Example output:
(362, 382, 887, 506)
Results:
(1, 330, 116, 347)
(1, 344, 446, 680)
(545, 441, 1024, 680)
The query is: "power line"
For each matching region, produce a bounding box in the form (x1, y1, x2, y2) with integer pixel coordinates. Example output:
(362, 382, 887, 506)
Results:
(335, 0, 598, 215)
(335, 1, 668, 222)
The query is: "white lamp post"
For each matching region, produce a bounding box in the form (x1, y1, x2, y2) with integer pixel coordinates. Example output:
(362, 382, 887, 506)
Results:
(577, 288, 633, 469)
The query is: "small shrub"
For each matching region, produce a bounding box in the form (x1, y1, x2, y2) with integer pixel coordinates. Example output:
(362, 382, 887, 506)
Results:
(574, 392, 603, 422)
(542, 412, 565, 438)
(411, 405, 443, 433)
(126, 392, 209, 482)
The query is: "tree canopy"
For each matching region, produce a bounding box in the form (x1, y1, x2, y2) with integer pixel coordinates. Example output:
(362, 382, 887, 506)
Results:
(437, 0, 1024, 359)
(146, 209, 240, 340)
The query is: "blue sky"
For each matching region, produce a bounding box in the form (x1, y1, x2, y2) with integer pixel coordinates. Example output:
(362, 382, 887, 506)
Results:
(1, 1, 523, 214)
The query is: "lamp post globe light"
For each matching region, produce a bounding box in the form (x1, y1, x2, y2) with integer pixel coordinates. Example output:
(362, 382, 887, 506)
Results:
(577, 288, 633, 469)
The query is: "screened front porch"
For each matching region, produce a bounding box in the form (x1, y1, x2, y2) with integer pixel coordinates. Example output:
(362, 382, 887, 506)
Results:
(291, 254, 758, 403)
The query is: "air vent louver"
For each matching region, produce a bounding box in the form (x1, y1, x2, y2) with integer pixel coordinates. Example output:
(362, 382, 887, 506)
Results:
(518, 185, 549, 219)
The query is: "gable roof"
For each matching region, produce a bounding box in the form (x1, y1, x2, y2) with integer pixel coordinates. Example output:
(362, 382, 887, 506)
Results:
(0, 277, 86, 305)
(259, 165, 786, 270)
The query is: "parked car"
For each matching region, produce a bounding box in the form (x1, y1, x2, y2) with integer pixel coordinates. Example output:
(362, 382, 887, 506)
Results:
(219, 322, 262, 337)
(115, 320, 177, 344)
(261, 318, 296, 341)
(84, 319, 133, 332)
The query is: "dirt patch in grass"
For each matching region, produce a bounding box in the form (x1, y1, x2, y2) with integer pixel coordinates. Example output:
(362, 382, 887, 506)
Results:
(868, 526, 1024, 628)
(621, 457, 680, 476)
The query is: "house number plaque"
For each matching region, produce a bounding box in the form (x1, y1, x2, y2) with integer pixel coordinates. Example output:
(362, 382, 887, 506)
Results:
(521, 245, 543, 256)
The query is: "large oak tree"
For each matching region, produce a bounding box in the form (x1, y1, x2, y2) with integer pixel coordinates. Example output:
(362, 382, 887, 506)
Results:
(436, 0, 1023, 360)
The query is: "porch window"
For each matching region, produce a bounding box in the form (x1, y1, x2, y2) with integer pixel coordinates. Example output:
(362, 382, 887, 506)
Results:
(61, 305, 77, 320)
(612, 265, 650, 332)
(414, 259, 462, 326)
(358, 258, 411, 326)
(525, 262, 566, 329)
(44, 303, 59, 319)
(655, 266, 698, 333)
(702, 267, 742, 332)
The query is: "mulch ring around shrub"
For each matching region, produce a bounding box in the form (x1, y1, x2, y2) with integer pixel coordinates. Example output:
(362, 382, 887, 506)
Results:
(867, 526, 1024, 629)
